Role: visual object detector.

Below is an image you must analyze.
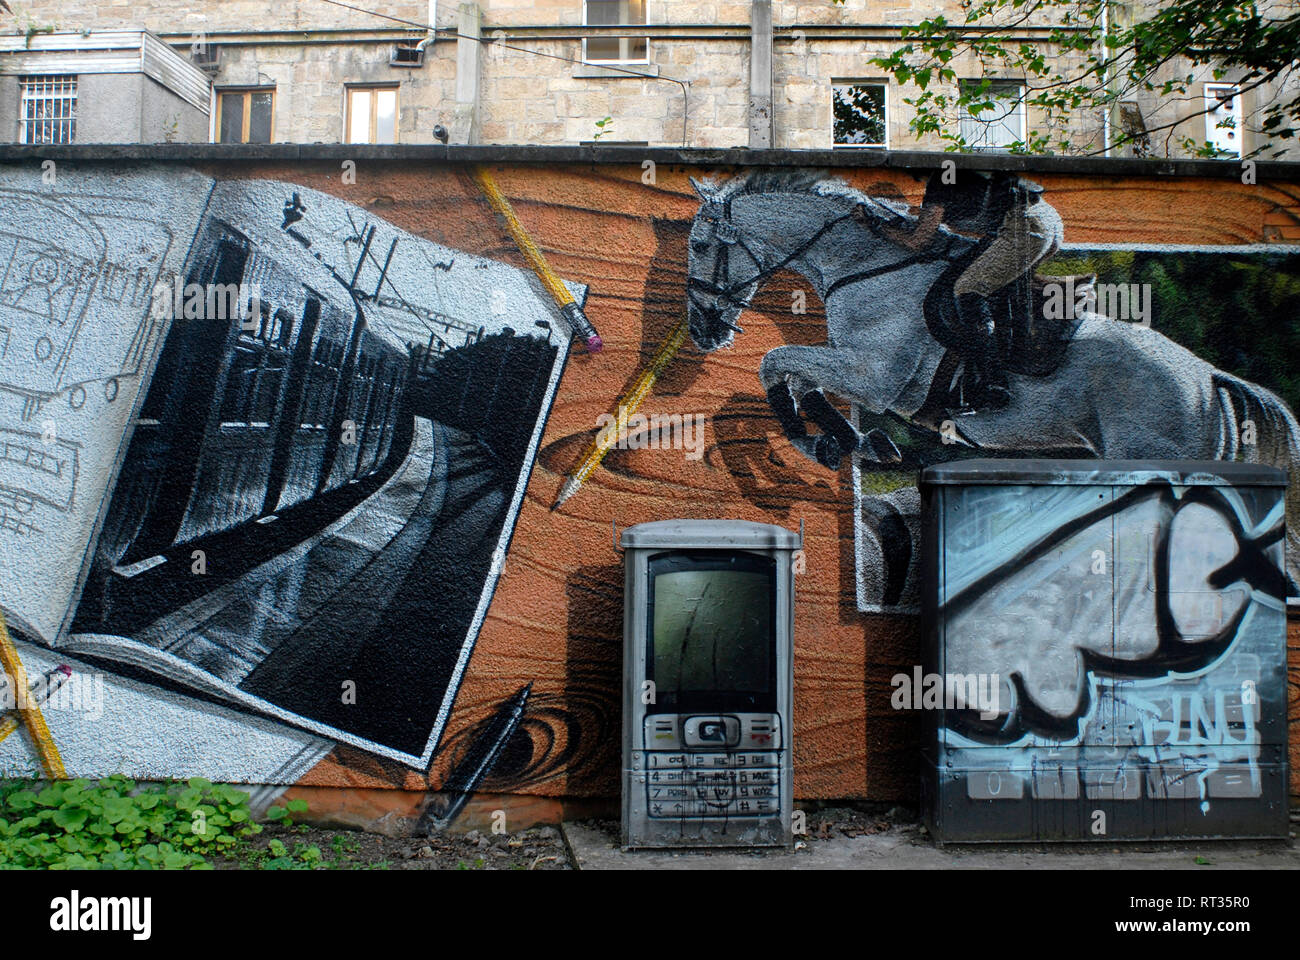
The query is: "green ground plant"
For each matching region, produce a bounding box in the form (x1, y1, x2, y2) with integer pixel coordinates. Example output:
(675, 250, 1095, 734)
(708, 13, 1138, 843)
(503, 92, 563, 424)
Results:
(0, 775, 262, 869)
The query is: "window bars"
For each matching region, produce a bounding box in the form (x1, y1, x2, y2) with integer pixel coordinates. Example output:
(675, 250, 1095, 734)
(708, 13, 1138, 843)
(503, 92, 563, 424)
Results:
(20, 75, 76, 145)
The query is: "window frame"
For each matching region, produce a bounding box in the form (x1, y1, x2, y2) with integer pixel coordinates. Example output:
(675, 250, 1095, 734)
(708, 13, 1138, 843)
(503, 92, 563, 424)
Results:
(582, 0, 650, 66)
(344, 84, 401, 145)
(215, 86, 276, 144)
(957, 79, 1027, 152)
(19, 75, 77, 145)
(831, 80, 890, 150)
(1203, 82, 1243, 158)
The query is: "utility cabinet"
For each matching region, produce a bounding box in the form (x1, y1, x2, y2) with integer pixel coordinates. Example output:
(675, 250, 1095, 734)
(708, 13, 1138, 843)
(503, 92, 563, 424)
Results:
(919, 459, 1289, 841)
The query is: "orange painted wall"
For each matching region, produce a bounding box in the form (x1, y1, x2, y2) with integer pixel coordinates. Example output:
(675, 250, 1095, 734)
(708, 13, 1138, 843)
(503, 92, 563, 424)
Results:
(205, 161, 1300, 803)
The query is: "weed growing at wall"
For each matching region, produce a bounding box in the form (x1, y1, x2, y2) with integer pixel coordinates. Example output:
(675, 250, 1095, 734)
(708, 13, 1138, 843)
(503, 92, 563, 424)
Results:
(0, 775, 262, 869)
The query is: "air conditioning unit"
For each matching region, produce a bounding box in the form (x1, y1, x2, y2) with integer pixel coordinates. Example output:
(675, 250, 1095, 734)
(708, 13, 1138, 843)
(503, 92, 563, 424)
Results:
(390, 41, 425, 67)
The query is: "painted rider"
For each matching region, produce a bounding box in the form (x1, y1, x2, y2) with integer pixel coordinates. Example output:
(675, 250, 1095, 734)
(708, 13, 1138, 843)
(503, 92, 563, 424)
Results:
(861, 169, 1064, 413)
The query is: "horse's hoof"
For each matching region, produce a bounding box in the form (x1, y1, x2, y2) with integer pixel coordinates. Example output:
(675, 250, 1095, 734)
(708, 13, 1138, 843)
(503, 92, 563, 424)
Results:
(791, 435, 816, 457)
(791, 434, 844, 470)
(861, 429, 903, 464)
(814, 435, 844, 470)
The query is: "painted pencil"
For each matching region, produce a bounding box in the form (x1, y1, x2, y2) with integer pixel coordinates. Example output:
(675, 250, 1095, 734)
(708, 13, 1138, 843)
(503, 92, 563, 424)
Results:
(551, 316, 690, 511)
(470, 166, 603, 352)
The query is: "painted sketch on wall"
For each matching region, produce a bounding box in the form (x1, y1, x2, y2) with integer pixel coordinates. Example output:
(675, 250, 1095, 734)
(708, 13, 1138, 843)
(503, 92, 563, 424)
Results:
(925, 466, 1287, 838)
(0, 166, 578, 774)
(681, 170, 1300, 613)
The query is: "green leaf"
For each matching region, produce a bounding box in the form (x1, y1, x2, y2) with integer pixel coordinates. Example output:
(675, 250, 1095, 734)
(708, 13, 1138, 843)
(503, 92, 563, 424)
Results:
(52, 807, 88, 831)
(99, 797, 134, 824)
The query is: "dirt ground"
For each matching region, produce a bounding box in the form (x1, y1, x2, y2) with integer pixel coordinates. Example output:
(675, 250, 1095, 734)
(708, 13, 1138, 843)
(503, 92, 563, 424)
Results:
(212, 821, 575, 870)
(206, 802, 916, 870)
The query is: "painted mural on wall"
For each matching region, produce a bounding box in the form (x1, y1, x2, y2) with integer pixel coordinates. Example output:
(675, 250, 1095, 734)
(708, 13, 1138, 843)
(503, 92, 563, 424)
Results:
(0, 165, 576, 783)
(922, 465, 1288, 839)
(680, 167, 1295, 825)
(0, 159, 1295, 817)
(680, 170, 1300, 613)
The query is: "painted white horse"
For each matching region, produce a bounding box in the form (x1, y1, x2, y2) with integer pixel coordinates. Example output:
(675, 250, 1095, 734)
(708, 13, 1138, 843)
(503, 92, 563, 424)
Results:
(684, 171, 1300, 590)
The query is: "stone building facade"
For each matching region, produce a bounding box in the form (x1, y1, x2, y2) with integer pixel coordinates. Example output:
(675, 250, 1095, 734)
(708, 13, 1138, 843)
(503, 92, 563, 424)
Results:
(3, 1, 1296, 158)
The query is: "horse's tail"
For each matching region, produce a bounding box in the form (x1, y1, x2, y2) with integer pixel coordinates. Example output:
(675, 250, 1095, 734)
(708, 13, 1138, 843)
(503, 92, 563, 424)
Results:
(1213, 371, 1300, 594)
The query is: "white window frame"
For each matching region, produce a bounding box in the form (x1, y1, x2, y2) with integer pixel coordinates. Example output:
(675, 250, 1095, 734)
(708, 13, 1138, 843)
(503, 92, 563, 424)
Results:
(958, 80, 1026, 151)
(345, 85, 400, 145)
(1204, 82, 1243, 158)
(831, 81, 890, 149)
(19, 75, 77, 145)
(582, 0, 649, 65)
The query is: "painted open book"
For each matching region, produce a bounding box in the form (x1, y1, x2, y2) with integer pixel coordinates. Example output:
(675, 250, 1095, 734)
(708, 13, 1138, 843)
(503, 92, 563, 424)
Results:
(0, 166, 579, 768)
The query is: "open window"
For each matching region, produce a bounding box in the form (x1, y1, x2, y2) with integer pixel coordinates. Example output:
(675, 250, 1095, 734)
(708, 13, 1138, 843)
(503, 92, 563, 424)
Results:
(1204, 83, 1242, 158)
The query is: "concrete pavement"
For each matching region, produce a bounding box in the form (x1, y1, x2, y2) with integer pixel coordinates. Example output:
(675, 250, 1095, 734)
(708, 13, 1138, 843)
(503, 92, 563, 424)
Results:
(561, 819, 1300, 870)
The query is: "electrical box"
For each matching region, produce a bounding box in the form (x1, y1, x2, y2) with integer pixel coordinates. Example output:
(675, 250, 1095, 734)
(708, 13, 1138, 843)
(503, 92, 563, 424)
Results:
(920, 459, 1289, 842)
(620, 519, 800, 849)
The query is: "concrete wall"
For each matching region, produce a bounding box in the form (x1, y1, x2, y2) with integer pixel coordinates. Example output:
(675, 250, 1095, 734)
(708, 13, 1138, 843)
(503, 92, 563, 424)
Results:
(88, 74, 206, 143)
(12, 0, 1296, 158)
(0, 146, 1296, 834)
(139, 76, 209, 143)
(0, 73, 209, 144)
(0, 76, 16, 141)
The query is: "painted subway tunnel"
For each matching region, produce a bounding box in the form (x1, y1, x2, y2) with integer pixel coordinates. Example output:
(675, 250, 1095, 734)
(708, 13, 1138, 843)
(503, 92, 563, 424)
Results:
(0, 149, 1296, 839)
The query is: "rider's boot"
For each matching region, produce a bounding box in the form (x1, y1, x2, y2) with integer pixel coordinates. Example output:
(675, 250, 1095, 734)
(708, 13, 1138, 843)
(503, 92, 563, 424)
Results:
(954, 293, 1011, 414)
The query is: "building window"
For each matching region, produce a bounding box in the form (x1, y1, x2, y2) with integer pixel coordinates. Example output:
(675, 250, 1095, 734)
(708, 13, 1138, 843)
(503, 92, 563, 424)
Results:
(19, 75, 76, 144)
(832, 82, 888, 148)
(958, 80, 1025, 150)
(217, 88, 274, 144)
(346, 85, 399, 144)
(584, 0, 648, 64)
(1204, 83, 1242, 158)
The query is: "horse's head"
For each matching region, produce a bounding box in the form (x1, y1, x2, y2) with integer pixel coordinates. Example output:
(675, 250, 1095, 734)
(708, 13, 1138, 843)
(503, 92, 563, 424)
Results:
(686, 177, 761, 352)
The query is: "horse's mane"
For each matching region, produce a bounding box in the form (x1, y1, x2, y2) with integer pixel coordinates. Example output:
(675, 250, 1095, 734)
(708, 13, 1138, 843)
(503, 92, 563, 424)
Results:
(696, 169, 912, 219)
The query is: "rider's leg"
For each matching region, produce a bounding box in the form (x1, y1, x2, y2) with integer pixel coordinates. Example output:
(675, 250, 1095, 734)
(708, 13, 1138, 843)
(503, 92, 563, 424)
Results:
(953, 205, 1055, 408)
(955, 292, 1007, 402)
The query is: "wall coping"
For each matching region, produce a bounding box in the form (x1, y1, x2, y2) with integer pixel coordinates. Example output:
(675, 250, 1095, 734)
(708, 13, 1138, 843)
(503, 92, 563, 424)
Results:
(0, 143, 1295, 180)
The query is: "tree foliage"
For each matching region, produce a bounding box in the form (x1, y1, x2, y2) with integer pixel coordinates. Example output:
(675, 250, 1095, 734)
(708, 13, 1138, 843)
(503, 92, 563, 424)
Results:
(860, 0, 1300, 157)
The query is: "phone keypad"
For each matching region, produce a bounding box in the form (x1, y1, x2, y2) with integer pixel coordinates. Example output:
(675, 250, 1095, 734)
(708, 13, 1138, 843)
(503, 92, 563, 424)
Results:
(644, 752, 783, 819)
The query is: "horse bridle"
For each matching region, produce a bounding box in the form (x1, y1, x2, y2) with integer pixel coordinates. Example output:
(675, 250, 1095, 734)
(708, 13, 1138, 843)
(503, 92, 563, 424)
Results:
(687, 196, 950, 334)
(687, 197, 857, 334)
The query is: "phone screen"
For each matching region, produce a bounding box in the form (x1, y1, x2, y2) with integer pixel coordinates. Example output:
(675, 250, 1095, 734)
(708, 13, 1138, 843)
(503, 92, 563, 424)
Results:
(647, 552, 776, 712)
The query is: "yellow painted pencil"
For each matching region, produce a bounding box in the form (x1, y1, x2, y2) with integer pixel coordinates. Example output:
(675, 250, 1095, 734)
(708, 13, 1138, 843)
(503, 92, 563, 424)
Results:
(0, 611, 68, 778)
(470, 166, 603, 353)
(551, 316, 690, 511)
(0, 664, 71, 746)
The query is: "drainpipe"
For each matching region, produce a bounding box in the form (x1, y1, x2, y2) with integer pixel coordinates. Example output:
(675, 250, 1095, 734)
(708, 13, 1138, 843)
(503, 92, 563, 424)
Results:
(749, 0, 774, 148)
(417, 0, 438, 54)
(1100, 0, 1111, 156)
